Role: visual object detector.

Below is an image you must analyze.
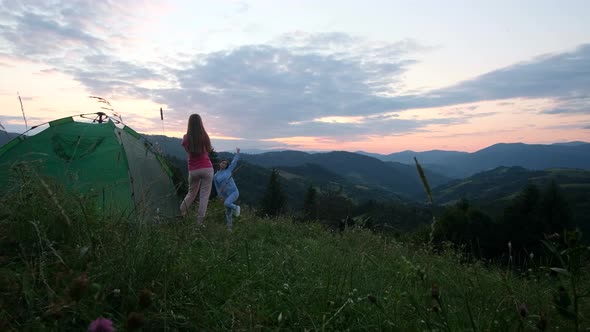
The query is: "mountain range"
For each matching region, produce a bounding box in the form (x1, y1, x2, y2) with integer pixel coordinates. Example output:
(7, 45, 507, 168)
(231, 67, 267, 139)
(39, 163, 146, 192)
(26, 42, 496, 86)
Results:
(0, 131, 20, 147)
(2, 131, 588, 201)
(140, 134, 589, 180)
(357, 141, 590, 178)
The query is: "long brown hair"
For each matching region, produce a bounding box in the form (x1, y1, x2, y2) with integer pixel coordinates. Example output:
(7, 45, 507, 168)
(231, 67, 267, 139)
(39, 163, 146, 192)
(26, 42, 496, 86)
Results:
(186, 114, 212, 154)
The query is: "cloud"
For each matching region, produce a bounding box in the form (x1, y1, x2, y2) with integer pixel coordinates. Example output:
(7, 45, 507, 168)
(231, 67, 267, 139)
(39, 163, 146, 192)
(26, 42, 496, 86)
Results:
(542, 95, 590, 115)
(425, 44, 590, 108)
(155, 40, 421, 139)
(0, 1, 165, 95)
(1, 3, 589, 147)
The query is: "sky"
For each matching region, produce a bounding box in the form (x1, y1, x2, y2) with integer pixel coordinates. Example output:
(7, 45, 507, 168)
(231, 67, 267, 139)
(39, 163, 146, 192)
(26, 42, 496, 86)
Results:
(0, 0, 589, 153)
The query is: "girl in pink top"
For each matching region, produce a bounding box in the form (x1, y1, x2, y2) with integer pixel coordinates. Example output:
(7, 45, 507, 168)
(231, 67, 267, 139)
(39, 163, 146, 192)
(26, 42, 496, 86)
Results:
(180, 114, 214, 225)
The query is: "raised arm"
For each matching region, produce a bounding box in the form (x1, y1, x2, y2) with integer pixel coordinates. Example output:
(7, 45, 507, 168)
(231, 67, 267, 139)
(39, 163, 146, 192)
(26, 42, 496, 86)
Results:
(227, 147, 240, 173)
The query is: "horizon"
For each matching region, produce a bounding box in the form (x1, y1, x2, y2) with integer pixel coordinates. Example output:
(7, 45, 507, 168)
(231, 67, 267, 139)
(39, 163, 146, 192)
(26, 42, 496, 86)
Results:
(1, 1, 589, 153)
(0, 125, 588, 155)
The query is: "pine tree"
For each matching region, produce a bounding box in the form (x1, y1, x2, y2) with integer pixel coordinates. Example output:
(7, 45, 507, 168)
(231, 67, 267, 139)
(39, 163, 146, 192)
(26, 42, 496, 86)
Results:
(540, 180, 572, 233)
(209, 149, 220, 168)
(303, 185, 318, 221)
(260, 169, 287, 217)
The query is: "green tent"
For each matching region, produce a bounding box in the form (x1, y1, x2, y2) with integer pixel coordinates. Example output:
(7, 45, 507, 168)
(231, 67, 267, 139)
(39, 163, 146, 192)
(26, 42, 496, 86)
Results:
(0, 113, 181, 219)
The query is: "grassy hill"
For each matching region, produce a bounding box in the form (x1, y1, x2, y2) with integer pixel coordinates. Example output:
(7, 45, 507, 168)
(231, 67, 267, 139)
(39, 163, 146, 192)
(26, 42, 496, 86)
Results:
(238, 150, 451, 199)
(1, 180, 588, 330)
(431, 166, 590, 234)
(213, 153, 406, 210)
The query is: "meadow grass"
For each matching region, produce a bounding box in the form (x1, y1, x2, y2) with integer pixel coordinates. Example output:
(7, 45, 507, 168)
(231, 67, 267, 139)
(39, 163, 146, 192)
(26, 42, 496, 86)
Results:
(0, 179, 588, 331)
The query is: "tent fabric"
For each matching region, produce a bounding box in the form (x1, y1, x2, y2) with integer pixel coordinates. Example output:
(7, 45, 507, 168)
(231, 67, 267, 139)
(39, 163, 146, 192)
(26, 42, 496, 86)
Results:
(0, 115, 180, 219)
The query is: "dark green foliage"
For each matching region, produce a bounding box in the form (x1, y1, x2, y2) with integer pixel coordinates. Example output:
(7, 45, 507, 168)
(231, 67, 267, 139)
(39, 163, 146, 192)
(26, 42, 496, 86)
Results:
(433, 181, 576, 259)
(1, 177, 589, 330)
(238, 150, 451, 198)
(302, 185, 318, 221)
(431, 167, 590, 232)
(161, 154, 188, 197)
(209, 148, 220, 168)
(315, 189, 354, 230)
(259, 169, 287, 217)
(541, 180, 573, 233)
(355, 200, 432, 234)
(209, 149, 220, 199)
(503, 182, 573, 254)
(503, 183, 544, 250)
(433, 198, 501, 256)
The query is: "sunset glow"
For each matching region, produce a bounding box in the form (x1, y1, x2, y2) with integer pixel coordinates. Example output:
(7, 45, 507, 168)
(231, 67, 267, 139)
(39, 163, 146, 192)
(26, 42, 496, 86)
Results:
(1, 1, 588, 153)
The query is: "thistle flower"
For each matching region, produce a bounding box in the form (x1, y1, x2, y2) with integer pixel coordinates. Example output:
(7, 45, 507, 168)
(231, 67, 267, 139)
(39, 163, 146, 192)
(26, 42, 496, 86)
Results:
(536, 313, 548, 331)
(518, 303, 528, 319)
(126, 312, 144, 331)
(88, 317, 114, 332)
(431, 299, 440, 313)
(431, 283, 439, 300)
(138, 288, 152, 309)
(69, 272, 89, 301)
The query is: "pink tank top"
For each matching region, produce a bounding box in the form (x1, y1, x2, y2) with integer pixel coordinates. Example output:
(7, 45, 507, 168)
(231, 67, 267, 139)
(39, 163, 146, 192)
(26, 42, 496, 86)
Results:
(182, 135, 213, 171)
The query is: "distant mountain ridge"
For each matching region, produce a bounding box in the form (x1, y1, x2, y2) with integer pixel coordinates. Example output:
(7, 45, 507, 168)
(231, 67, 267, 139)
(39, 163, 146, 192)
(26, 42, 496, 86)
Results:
(143, 135, 590, 180)
(358, 142, 590, 178)
(231, 150, 451, 199)
(0, 131, 20, 147)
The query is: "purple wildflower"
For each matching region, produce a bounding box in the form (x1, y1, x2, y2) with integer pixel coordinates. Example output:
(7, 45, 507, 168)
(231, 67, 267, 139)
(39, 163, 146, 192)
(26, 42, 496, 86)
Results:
(518, 303, 528, 319)
(88, 317, 114, 332)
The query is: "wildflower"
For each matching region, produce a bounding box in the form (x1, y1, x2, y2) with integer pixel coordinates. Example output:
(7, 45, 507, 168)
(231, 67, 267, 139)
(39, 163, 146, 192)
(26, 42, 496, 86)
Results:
(126, 312, 144, 331)
(69, 272, 89, 301)
(431, 283, 439, 300)
(88, 317, 114, 332)
(431, 299, 440, 313)
(518, 303, 528, 319)
(138, 288, 152, 309)
(536, 313, 548, 331)
(556, 286, 571, 308)
(367, 294, 377, 304)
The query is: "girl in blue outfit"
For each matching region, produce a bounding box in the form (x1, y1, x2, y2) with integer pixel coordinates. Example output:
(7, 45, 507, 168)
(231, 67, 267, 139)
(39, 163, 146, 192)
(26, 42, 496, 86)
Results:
(214, 148, 241, 231)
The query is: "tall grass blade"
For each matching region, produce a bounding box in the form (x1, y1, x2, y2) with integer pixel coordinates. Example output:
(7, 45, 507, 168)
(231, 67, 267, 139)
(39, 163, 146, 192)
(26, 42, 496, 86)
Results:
(414, 157, 432, 204)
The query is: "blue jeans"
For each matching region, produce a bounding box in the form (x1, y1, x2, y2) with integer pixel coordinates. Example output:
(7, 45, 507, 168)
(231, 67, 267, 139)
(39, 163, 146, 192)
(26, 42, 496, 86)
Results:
(223, 190, 239, 229)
